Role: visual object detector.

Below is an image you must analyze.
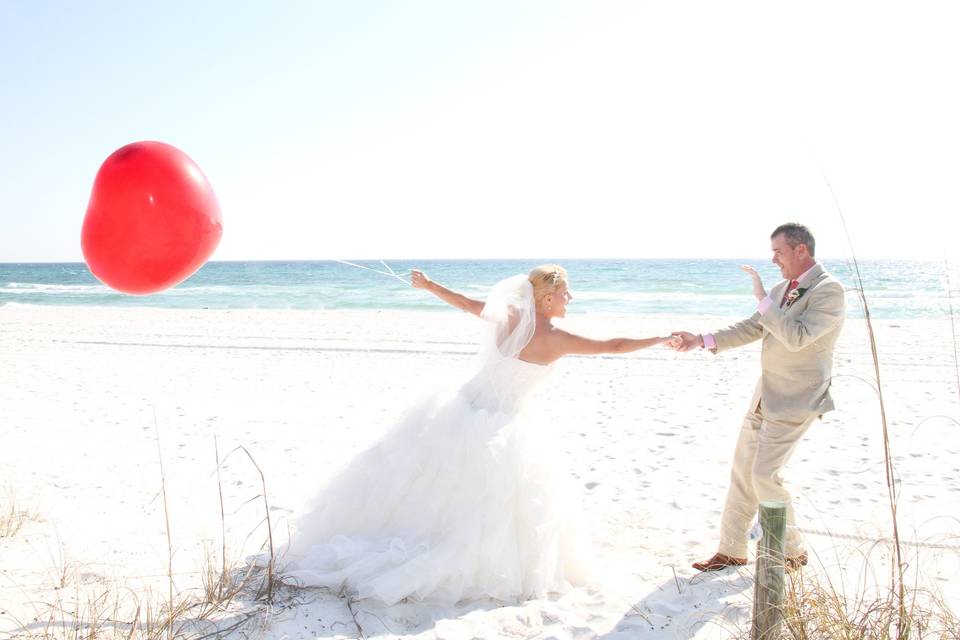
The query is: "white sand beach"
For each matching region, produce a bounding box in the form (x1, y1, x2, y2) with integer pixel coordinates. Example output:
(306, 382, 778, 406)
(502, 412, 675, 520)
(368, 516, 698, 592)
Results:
(1, 305, 958, 639)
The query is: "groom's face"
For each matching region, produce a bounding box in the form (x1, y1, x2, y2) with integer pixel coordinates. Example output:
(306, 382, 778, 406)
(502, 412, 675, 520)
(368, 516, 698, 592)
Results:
(771, 233, 804, 280)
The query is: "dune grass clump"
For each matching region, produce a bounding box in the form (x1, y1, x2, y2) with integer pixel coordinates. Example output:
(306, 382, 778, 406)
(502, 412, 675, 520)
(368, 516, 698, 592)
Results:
(1, 490, 33, 539)
(7, 435, 280, 640)
(779, 568, 958, 640)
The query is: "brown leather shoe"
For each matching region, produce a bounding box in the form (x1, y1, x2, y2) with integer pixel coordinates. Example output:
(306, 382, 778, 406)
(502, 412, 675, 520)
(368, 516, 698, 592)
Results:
(692, 552, 748, 572)
(785, 552, 808, 572)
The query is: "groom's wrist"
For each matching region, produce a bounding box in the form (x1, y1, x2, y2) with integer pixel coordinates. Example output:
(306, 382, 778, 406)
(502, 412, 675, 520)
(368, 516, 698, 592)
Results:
(757, 296, 774, 315)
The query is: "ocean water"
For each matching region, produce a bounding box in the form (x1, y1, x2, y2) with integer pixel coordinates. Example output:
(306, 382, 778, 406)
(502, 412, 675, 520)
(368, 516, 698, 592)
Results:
(0, 259, 957, 320)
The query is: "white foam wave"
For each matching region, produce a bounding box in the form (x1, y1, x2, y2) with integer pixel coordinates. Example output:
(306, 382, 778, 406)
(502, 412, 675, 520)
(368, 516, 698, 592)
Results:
(0, 283, 110, 294)
(570, 290, 745, 302)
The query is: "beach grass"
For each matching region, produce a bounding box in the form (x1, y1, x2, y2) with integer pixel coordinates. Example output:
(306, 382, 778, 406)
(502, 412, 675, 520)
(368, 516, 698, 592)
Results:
(11, 571, 260, 640)
(780, 572, 959, 640)
(4, 440, 277, 640)
(1, 489, 32, 539)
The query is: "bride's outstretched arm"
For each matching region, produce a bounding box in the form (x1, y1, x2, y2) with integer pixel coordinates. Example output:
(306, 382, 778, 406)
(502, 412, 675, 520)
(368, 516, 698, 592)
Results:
(410, 269, 485, 316)
(552, 329, 679, 356)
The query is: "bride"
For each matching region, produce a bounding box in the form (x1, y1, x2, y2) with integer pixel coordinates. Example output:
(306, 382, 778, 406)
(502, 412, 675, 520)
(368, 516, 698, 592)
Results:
(282, 265, 676, 605)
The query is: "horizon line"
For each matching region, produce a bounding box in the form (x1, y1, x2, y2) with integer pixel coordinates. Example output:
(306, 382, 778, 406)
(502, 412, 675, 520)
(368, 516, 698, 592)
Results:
(0, 255, 937, 266)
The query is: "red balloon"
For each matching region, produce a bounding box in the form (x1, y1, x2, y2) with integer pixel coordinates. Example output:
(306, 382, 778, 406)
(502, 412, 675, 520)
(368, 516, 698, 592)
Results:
(81, 141, 223, 295)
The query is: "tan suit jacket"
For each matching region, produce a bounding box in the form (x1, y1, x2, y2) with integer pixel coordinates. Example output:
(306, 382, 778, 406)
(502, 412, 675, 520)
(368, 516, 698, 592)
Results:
(712, 263, 845, 423)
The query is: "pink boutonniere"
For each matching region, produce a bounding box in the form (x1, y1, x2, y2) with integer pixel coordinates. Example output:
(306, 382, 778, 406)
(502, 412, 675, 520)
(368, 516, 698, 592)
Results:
(785, 287, 808, 307)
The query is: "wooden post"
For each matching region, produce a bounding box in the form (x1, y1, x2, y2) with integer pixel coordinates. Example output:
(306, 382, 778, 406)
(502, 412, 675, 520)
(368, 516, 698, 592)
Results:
(752, 500, 787, 640)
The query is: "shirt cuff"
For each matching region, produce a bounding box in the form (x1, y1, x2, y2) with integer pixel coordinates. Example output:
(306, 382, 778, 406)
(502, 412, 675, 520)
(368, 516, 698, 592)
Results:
(702, 333, 716, 350)
(757, 296, 774, 315)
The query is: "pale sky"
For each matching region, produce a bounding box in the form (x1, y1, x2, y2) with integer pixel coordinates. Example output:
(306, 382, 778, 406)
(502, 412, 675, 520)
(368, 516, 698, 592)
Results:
(2, 1, 958, 262)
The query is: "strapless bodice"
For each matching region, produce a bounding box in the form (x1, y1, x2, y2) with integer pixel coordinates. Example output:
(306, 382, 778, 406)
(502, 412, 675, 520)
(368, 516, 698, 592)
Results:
(458, 357, 553, 414)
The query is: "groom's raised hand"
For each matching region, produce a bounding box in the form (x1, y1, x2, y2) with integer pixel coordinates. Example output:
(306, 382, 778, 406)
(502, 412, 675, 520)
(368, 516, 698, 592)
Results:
(740, 264, 767, 301)
(670, 331, 703, 352)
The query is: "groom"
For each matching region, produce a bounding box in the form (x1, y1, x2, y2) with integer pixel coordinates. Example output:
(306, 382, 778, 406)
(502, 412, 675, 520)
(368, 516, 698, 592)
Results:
(671, 223, 845, 571)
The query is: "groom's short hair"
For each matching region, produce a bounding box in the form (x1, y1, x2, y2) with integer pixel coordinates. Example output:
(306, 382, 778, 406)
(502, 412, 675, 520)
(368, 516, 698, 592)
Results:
(771, 223, 816, 257)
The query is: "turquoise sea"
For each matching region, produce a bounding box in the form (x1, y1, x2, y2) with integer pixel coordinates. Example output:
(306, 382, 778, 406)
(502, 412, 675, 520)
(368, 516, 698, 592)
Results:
(0, 259, 957, 320)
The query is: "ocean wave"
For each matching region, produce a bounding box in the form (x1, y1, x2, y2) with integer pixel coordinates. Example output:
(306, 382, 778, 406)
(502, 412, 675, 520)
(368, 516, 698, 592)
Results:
(570, 290, 746, 302)
(1, 259, 953, 320)
(163, 284, 255, 295)
(0, 283, 111, 294)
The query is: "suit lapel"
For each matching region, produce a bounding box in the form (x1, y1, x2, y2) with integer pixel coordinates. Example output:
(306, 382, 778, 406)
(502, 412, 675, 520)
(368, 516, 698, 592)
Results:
(776, 263, 825, 310)
(774, 280, 791, 306)
(797, 263, 825, 289)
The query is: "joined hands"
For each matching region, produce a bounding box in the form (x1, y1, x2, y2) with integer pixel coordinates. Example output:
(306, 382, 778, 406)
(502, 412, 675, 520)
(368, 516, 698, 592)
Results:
(663, 335, 683, 350)
(668, 265, 766, 352)
(669, 331, 702, 352)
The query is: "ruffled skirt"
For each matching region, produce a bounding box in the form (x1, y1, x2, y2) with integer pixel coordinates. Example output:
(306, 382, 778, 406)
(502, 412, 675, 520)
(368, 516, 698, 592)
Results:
(282, 386, 592, 605)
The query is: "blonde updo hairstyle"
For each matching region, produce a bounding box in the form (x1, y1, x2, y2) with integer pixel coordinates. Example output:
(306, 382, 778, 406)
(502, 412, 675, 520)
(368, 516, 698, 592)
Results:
(528, 264, 568, 311)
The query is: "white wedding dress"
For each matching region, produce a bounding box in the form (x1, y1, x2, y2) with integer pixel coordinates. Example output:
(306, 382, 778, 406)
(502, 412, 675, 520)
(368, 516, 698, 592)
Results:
(282, 276, 592, 605)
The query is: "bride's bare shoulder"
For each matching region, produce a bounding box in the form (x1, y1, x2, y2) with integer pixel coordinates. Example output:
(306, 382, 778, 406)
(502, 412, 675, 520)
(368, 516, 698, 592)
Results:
(521, 325, 576, 362)
(530, 323, 567, 341)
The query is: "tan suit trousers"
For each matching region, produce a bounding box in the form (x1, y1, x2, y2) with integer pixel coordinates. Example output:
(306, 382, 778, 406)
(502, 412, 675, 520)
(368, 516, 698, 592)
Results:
(717, 405, 817, 558)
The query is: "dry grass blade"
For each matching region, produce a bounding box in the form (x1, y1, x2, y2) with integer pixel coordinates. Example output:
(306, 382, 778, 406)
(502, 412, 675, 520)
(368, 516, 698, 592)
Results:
(153, 409, 175, 640)
(945, 259, 960, 409)
(209, 435, 229, 604)
(1, 489, 31, 538)
(345, 594, 367, 639)
(218, 444, 277, 604)
(126, 601, 141, 640)
(819, 166, 907, 638)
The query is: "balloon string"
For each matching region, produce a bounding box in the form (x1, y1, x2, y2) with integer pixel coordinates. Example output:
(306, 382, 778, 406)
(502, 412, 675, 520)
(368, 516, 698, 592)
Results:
(334, 259, 410, 285)
(380, 260, 400, 278)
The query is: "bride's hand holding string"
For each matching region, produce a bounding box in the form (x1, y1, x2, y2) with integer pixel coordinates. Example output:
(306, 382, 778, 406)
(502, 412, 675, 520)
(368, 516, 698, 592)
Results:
(411, 269, 485, 316)
(410, 269, 432, 290)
